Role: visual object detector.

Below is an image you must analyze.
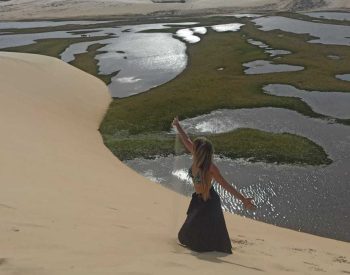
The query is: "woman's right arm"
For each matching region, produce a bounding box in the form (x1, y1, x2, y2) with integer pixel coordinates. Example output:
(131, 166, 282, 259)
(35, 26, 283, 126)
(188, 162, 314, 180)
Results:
(172, 116, 194, 154)
(210, 163, 256, 210)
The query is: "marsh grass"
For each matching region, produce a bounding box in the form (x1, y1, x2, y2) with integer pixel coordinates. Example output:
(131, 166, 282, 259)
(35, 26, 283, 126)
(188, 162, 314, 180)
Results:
(1, 36, 111, 57)
(100, 21, 350, 164)
(2, 16, 344, 165)
(104, 129, 330, 165)
(70, 43, 119, 85)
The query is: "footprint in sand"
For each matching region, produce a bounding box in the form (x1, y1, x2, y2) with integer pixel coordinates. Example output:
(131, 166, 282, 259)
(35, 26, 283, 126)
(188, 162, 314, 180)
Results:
(231, 238, 253, 246)
(0, 258, 7, 265)
(0, 203, 15, 210)
(334, 256, 349, 264)
(303, 262, 326, 273)
(290, 247, 316, 254)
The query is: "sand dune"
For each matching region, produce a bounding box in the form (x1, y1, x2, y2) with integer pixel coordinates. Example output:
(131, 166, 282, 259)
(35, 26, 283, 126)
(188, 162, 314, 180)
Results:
(0, 0, 349, 20)
(0, 52, 349, 274)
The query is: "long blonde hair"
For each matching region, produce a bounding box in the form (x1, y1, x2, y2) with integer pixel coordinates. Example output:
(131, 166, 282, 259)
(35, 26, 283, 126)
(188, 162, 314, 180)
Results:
(193, 137, 214, 201)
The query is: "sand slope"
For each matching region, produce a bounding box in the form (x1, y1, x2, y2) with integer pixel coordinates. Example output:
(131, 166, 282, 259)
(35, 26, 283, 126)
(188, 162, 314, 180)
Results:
(0, 0, 349, 20)
(0, 52, 349, 275)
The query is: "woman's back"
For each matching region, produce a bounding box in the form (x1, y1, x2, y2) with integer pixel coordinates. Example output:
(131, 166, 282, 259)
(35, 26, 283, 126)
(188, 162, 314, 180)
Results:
(188, 165, 213, 195)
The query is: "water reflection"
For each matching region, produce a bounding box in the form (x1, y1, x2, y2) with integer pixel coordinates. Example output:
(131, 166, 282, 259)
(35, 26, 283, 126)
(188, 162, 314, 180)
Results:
(0, 22, 196, 97)
(59, 23, 190, 97)
(212, 23, 244, 32)
(247, 38, 291, 57)
(98, 32, 187, 97)
(336, 74, 350, 82)
(0, 30, 107, 49)
(176, 28, 201, 43)
(303, 12, 350, 22)
(243, 60, 303, 74)
(0, 20, 248, 97)
(328, 54, 341, 60)
(0, 20, 110, 29)
(253, 16, 350, 46)
(263, 84, 350, 119)
(126, 107, 350, 241)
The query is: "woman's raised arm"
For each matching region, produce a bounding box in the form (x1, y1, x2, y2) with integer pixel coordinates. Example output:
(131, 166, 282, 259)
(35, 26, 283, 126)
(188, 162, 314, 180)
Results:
(210, 163, 256, 210)
(172, 116, 194, 154)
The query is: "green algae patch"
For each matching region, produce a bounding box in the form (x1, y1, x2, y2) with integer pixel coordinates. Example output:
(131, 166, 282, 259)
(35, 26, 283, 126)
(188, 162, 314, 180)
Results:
(100, 21, 344, 165)
(102, 129, 331, 166)
(2, 36, 110, 58)
(210, 129, 331, 165)
(69, 43, 119, 85)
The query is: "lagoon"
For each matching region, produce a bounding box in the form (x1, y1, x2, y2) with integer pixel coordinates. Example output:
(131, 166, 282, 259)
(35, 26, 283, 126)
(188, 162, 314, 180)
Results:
(128, 107, 350, 241)
(263, 84, 350, 119)
(253, 16, 350, 46)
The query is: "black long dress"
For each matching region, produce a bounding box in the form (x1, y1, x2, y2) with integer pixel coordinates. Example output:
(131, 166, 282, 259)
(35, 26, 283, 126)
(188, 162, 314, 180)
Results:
(178, 181, 232, 254)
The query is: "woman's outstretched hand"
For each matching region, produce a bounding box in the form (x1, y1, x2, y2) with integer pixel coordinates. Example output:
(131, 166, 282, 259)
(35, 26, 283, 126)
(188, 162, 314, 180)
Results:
(242, 197, 257, 210)
(172, 116, 179, 127)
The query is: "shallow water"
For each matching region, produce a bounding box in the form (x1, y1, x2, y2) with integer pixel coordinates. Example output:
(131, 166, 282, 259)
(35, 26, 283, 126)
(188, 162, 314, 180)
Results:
(127, 107, 350, 241)
(176, 28, 201, 43)
(58, 21, 242, 97)
(263, 84, 350, 119)
(303, 12, 350, 22)
(53, 23, 190, 97)
(0, 30, 100, 49)
(0, 22, 198, 97)
(0, 20, 110, 30)
(253, 16, 350, 46)
(247, 38, 291, 57)
(328, 54, 341, 60)
(211, 23, 244, 32)
(243, 60, 303, 74)
(336, 74, 350, 82)
(0, 20, 247, 97)
(98, 32, 187, 97)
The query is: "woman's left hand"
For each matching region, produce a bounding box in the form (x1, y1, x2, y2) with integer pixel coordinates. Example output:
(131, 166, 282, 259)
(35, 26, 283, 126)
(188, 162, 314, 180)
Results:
(243, 198, 257, 210)
(172, 116, 179, 127)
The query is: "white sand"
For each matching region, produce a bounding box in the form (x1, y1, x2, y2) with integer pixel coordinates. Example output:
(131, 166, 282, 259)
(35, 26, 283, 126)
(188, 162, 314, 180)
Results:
(0, 0, 349, 21)
(0, 52, 349, 274)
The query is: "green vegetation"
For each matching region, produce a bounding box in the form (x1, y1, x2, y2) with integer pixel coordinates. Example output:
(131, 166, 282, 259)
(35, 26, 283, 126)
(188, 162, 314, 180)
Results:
(99, 20, 350, 164)
(1, 36, 110, 58)
(103, 129, 331, 165)
(278, 12, 350, 27)
(210, 129, 331, 165)
(69, 43, 119, 85)
(2, 37, 118, 85)
(3, 16, 347, 165)
(0, 15, 239, 35)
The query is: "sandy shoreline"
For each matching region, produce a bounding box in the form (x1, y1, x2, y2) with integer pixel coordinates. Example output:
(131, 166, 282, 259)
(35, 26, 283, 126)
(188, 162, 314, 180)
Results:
(0, 0, 350, 21)
(0, 51, 349, 274)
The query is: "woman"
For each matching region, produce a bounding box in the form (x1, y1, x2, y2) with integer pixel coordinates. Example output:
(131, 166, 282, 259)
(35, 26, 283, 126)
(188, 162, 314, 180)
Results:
(172, 116, 256, 254)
